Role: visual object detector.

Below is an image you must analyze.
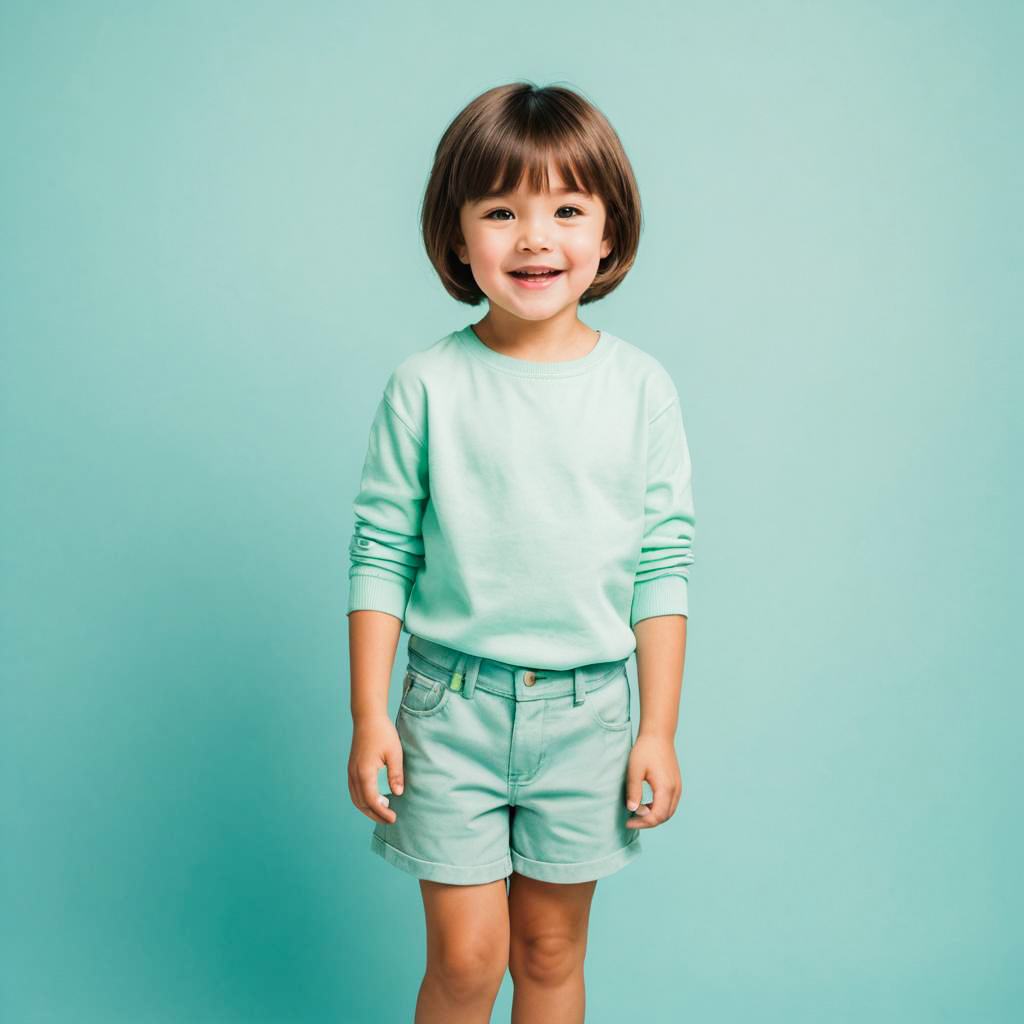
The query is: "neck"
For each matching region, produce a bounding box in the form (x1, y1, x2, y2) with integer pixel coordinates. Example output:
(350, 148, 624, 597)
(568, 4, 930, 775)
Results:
(472, 310, 598, 362)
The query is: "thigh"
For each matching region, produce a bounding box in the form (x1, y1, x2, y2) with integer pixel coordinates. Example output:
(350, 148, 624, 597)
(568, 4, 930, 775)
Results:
(420, 878, 512, 970)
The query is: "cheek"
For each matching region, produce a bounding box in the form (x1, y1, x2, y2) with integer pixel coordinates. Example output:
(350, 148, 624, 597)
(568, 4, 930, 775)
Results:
(470, 240, 506, 275)
(566, 235, 605, 269)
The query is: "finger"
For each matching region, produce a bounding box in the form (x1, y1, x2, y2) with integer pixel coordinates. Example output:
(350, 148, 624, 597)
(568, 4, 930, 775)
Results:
(625, 765, 646, 812)
(637, 778, 666, 825)
(386, 750, 405, 796)
(358, 790, 397, 825)
(627, 780, 676, 829)
(669, 779, 682, 817)
(351, 782, 389, 825)
(358, 767, 397, 825)
(648, 780, 672, 825)
(625, 803, 653, 828)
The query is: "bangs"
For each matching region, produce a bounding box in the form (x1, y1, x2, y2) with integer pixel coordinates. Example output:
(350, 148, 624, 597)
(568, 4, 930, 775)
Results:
(452, 120, 602, 207)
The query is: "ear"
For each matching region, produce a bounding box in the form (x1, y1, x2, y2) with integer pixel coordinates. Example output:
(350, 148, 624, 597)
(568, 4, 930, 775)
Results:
(600, 235, 613, 260)
(452, 230, 469, 264)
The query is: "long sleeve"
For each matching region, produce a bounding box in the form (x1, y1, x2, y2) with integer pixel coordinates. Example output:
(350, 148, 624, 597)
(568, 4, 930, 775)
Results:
(347, 389, 429, 622)
(629, 392, 696, 627)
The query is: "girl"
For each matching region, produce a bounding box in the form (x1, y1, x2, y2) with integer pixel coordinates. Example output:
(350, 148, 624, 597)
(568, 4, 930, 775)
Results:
(347, 81, 696, 1023)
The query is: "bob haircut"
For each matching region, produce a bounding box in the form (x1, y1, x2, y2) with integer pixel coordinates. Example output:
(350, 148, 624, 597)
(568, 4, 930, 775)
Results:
(421, 82, 643, 306)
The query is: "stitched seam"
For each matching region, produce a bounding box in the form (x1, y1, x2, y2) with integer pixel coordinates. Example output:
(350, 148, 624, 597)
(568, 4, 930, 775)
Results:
(350, 568, 413, 585)
(405, 664, 450, 690)
(408, 650, 455, 678)
(382, 394, 425, 448)
(399, 679, 451, 716)
(649, 394, 678, 426)
(373, 834, 511, 871)
(460, 334, 615, 379)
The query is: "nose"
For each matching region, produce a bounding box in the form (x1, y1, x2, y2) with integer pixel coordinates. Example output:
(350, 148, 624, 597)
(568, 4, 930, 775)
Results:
(517, 216, 552, 252)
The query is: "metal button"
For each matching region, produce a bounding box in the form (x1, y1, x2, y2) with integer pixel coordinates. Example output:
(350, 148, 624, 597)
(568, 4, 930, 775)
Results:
(524, 671, 536, 686)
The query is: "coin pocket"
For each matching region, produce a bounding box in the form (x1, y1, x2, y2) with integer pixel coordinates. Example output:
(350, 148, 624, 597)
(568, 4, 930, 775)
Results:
(399, 669, 451, 717)
(588, 668, 631, 732)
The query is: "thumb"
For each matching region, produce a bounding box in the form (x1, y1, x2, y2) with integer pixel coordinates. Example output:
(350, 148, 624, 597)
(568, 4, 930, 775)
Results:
(625, 766, 644, 812)
(387, 746, 405, 796)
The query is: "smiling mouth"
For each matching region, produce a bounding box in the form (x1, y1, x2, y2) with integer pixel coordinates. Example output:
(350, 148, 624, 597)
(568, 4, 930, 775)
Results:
(508, 269, 563, 278)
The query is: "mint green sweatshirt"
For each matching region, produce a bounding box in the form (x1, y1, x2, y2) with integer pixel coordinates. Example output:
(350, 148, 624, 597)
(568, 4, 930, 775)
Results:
(347, 324, 696, 671)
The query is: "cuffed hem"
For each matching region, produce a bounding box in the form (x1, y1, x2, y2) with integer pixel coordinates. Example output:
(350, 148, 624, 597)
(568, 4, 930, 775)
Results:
(630, 574, 688, 627)
(348, 573, 410, 621)
(370, 833, 512, 885)
(510, 835, 642, 883)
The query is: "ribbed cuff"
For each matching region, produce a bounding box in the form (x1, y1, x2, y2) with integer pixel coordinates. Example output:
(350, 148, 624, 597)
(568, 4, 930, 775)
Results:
(348, 573, 410, 621)
(630, 575, 688, 627)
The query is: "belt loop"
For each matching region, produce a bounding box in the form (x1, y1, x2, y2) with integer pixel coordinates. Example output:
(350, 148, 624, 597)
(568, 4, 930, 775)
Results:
(451, 654, 482, 699)
(463, 656, 481, 698)
(573, 666, 585, 705)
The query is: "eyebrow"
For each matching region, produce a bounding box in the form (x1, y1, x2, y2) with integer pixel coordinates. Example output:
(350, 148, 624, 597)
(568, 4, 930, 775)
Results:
(476, 186, 592, 201)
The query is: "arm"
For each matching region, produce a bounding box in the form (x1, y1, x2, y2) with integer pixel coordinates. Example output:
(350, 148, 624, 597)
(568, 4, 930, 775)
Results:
(348, 390, 429, 622)
(633, 613, 687, 740)
(349, 609, 403, 724)
(348, 606, 406, 826)
(346, 381, 428, 824)
(626, 384, 696, 827)
(629, 389, 695, 626)
(347, 385, 428, 695)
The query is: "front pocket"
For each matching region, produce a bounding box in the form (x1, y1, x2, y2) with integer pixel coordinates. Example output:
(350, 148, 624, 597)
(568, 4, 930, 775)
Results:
(398, 669, 451, 717)
(588, 669, 631, 732)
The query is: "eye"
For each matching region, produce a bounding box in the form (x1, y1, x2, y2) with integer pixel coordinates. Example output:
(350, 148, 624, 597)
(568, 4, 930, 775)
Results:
(482, 206, 584, 220)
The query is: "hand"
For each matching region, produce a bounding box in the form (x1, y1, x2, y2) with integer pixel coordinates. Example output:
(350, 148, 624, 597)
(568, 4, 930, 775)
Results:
(624, 732, 682, 829)
(349, 713, 404, 825)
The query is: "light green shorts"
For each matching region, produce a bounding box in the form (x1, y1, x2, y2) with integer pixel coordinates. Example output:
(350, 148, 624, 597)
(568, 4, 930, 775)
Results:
(370, 632, 642, 885)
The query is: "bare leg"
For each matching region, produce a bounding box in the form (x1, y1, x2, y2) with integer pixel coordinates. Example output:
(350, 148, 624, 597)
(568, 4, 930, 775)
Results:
(507, 872, 596, 1024)
(415, 877, 510, 1024)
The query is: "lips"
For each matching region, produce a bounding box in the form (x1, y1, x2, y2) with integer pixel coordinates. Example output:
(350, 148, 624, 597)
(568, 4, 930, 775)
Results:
(508, 268, 564, 290)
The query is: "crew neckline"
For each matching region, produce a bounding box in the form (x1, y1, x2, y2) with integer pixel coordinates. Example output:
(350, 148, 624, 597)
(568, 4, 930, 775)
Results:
(455, 323, 616, 378)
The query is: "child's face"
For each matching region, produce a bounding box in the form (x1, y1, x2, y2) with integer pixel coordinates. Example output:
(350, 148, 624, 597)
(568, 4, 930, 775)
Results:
(455, 160, 612, 324)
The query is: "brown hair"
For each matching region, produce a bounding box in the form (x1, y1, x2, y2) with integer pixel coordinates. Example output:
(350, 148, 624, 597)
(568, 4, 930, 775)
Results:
(421, 82, 643, 306)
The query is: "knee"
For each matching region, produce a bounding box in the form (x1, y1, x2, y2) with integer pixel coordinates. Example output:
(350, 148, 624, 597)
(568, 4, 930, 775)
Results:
(429, 939, 508, 1002)
(509, 932, 583, 987)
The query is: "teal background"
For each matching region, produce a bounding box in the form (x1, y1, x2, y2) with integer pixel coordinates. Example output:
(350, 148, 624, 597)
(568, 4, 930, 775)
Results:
(2, 2, 1020, 1022)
